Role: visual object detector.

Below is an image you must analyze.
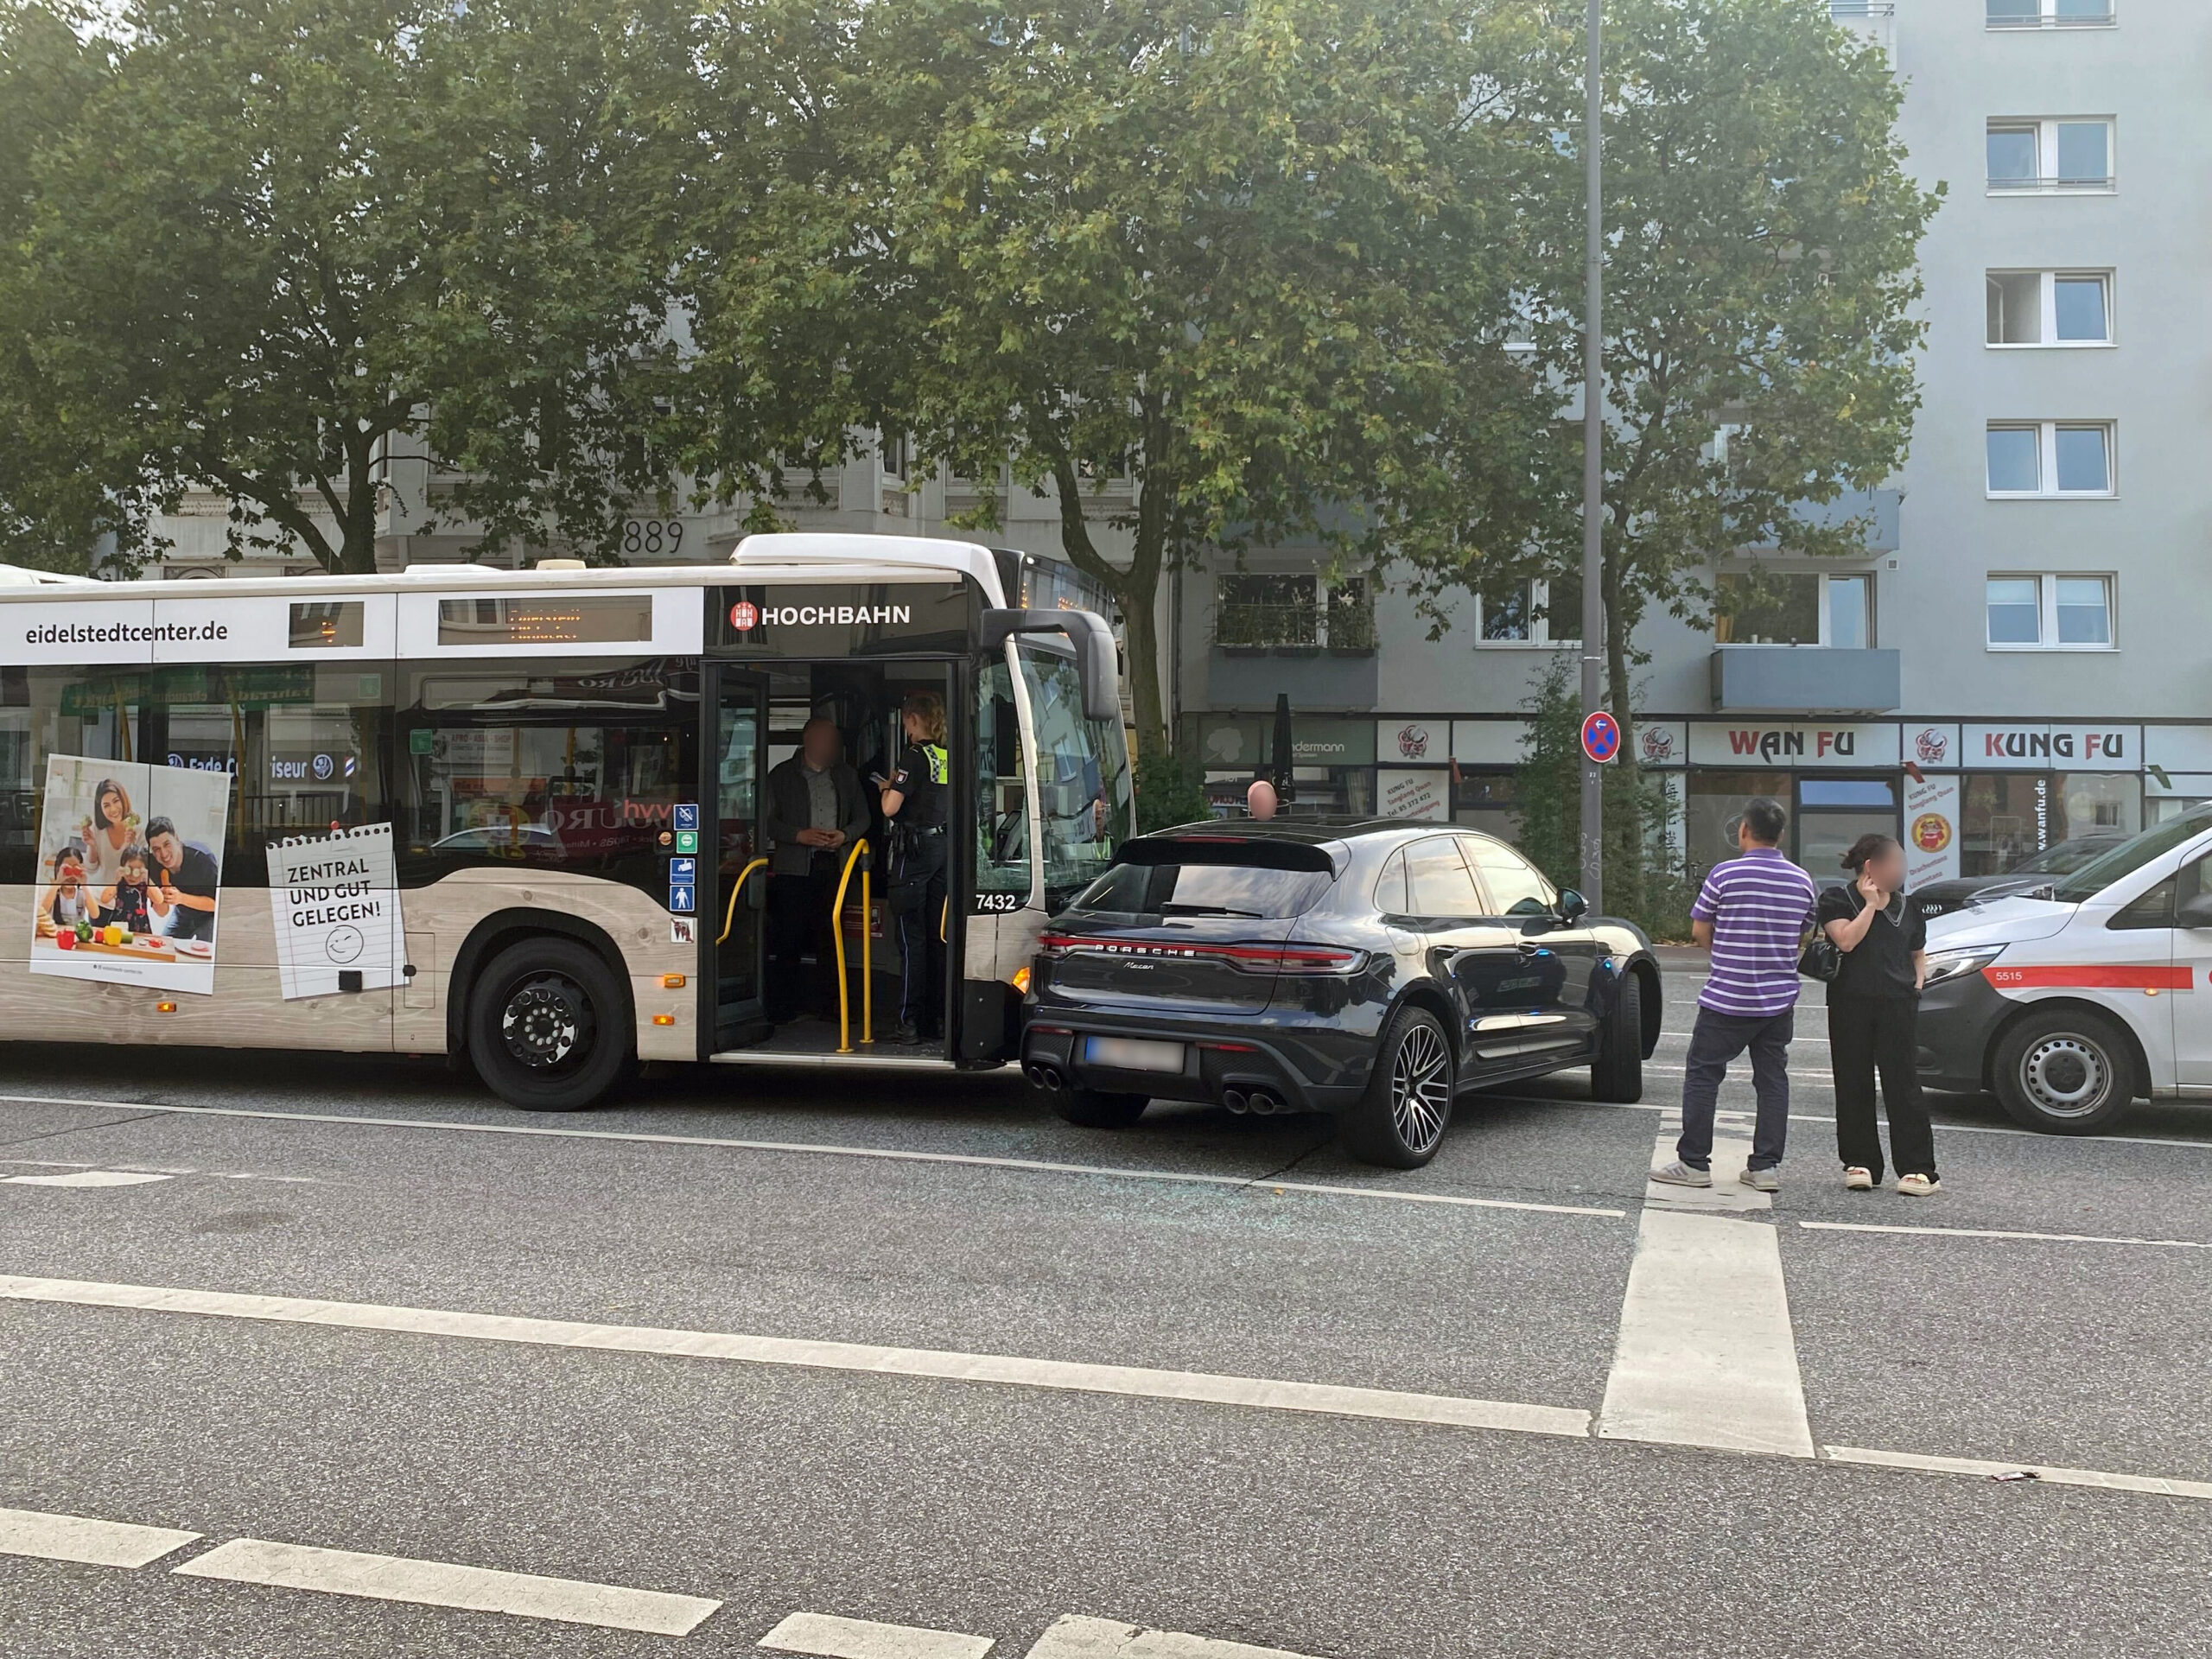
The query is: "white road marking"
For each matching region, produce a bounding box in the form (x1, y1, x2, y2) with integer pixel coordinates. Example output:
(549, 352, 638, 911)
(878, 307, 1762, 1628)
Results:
(1642, 1125, 1770, 1214)
(1802, 1219, 2212, 1251)
(3, 1170, 171, 1188)
(1026, 1615, 1321, 1659)
(1599, 1185, 1815, 1459)
(1825, 1445, 2212, 1502)
(1558, 1092, 2212, 1152)
(0, 1506, 200, 1569)
(171, 1537, 721, 1636)
(0, 1273, 1592, 1441)
(0, 1094, 1618, 1219)
(761, 1610, 995, 1658)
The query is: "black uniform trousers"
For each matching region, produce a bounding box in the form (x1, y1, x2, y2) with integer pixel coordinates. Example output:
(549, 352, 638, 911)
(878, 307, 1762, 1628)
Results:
(890, 830, 948, 1037)
(1827, 992, 1939, 1183)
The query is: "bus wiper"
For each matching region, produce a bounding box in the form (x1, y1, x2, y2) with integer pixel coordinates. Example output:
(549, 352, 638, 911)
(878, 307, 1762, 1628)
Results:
(1159, 903, 1265, 918)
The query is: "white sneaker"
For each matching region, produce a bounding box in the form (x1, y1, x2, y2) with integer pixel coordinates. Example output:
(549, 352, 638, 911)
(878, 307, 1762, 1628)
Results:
(1738, 1166, 1780, 1194)
(1649, 1160, 1713, 1188)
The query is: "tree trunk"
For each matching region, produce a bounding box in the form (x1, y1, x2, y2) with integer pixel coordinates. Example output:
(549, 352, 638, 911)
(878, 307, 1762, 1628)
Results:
(1118, 578, 1166, 754)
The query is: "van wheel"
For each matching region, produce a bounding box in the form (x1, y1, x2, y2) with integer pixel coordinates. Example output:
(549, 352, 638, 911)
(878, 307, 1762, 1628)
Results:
(468, 938, 632, 1113)
(1592, 969, 1645, 1103)
(1992, 1007, 2134, 1134)
(1340, 1006, 1453, 1169)
(1054, 1088, 1149, 1129)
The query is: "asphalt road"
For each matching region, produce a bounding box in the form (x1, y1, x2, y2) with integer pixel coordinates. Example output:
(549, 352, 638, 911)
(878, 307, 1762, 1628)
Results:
(3, 958, 2209, 1658)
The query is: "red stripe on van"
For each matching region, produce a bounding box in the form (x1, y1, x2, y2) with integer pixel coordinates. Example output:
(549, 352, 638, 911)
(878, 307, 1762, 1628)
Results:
(1983, 964, 2193, 992)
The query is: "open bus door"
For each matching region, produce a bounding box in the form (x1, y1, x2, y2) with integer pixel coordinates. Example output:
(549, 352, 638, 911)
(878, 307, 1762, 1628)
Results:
(703, 664, 771, 1050)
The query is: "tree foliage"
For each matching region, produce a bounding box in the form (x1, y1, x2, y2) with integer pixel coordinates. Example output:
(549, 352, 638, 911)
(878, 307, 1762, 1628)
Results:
(1508, 0, 1937, 906)
(686, 0, 1563, 750)
(0, 0, 704, 573)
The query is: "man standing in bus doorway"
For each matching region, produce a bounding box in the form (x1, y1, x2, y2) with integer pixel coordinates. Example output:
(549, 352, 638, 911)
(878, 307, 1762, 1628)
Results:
(880, 691, 950, 1046)
(764, 718, 869, 1024)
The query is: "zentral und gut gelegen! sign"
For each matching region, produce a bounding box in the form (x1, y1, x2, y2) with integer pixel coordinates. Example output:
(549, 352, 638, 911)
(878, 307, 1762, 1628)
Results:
(270, 823, 406, 1000)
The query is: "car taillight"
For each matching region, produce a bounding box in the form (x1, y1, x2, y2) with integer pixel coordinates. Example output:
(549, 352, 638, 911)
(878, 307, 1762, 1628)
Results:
(1033, 935, 1363, 976)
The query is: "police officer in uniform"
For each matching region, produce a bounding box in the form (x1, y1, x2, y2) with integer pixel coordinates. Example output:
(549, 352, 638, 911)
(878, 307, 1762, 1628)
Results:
(879, 690, 950, 1045)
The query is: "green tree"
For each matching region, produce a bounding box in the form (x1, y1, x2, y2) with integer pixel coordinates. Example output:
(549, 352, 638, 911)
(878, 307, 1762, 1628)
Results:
(1511, 0, 1936, 911)
(687, 0, 1560, 753)
(0, 0, 704, 574)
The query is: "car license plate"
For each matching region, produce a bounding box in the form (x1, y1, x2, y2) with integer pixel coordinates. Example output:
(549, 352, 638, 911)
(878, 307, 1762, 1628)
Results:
(1084, 1036, 1186, 1074)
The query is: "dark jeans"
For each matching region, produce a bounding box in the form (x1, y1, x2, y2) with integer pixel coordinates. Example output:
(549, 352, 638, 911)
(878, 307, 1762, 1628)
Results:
(1827, 993, 1938, 1183)
(765, 867, 840, 1021)
(1678, 1006, 1795, 1172)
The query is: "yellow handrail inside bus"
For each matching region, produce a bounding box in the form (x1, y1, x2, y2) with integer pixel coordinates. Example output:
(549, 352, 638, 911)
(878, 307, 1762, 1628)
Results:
(940, 895, 949, 944)
(716, 858, 768, 946)
(833, 837, 872, 1052)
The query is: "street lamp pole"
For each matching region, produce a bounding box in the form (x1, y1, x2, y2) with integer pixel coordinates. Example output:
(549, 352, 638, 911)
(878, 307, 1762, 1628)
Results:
(1577, 0, 1606, 912)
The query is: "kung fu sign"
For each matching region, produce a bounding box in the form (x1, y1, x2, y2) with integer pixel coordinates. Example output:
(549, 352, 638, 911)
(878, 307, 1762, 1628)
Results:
(712, 583, 977, 657)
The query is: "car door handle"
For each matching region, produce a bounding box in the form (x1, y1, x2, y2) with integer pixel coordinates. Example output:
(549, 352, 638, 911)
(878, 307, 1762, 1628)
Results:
(1516, 940, 1548, 956)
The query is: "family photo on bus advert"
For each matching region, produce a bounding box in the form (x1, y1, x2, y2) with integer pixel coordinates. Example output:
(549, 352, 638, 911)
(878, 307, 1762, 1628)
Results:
(30, 753, 229, 995)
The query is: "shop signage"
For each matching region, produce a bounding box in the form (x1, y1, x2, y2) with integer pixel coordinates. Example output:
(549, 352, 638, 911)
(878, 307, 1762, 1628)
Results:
(1962, 724, 2142, 769)
(1385, 721, 1435, 761)
(1448, 720, 1530, 767)
(2145, 727, 2212, 773)
(1906, 724, 1959, 769)
(1636, 721, 1688, 768)
(1377, 769, 1449, 821)
(1289, 718, 1376, 766)
(1904, 775, 1961, 889)
(1687, 721, 1901, 768)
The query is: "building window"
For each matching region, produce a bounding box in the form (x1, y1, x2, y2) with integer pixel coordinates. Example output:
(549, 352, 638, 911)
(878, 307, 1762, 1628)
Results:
(877, 430, 906, 480)
(1986, 118, 2113, 191)
(1478, 574, 1580, 646)
(1986, 0, 2116, 28)
(1986, 422, 2114, 497)
(1986, 574, 2114, 650)
(1215, 572, 1372, 650)
(1986, 270, 2113, 345)
(1713, 571, 1873, 648)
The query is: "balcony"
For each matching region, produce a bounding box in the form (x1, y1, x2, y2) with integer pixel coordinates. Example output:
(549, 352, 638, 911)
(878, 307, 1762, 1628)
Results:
(1710, 647, 1900, 715)
(1986, 3, 2115, 29)
(1737, 489, 1901, 555)
(1829, 2, 1894, 58)
(1213, 601, 1375, 654)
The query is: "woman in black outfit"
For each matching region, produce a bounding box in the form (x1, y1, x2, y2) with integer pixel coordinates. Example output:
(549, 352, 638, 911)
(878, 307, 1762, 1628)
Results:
(1820, 833, 1942, 1196)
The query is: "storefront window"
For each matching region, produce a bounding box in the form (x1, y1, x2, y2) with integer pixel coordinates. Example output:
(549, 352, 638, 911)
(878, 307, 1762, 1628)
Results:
(1961, 772, 2141, 875)
(2054, 772, 2139, 842)
(1453, 772, 1520, 842)
(1686, 771, 1791, 878)
(1796, 778, 1898, 881)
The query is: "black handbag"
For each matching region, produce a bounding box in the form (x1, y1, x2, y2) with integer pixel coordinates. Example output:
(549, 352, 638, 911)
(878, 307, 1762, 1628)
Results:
(1798, 929, 1842, 982)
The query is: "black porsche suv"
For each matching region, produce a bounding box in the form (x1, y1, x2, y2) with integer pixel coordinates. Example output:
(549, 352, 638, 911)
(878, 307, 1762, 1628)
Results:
(1021, 819, 1662, 1167)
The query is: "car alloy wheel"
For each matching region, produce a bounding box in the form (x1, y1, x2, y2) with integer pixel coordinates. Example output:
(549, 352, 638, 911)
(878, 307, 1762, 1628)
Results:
(500, 972, 594, 1071)
(1390, 1020, 1452, 1155)
(2018, 1032, 2113, 1120)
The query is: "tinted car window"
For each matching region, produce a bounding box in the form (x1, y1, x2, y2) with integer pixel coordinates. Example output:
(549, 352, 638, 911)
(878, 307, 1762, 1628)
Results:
(1461, 836, 1554, 916)
(1406, 837, 1482, 918)
(1070, 837, 1334, 919)
(2053, 813, 2212, 903)
(1373, 849, 1408, 915)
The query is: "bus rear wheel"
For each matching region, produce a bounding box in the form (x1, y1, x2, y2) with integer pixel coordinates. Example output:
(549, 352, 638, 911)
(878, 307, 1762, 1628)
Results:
(468, 937, 632, 1113)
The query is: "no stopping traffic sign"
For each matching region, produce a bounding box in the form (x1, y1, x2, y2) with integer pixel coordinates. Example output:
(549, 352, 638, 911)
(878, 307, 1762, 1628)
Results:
(1580, 710, 1621, 765)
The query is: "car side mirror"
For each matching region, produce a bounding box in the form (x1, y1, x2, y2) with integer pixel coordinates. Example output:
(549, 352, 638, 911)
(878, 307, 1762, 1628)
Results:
(1556, 888, 1588, 925)
(2177, 892, 2212, 930)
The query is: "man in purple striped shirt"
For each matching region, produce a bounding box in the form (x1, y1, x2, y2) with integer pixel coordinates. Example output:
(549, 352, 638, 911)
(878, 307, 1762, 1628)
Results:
(1652, 798, 1818, 1193)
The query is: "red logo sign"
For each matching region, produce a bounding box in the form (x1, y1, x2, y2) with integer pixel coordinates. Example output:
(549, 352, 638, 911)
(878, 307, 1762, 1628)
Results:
(728, 601, 760, 632)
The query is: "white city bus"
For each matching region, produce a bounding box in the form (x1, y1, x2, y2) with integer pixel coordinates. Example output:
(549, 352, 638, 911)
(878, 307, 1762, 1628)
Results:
(0, 535, 1131, 1109)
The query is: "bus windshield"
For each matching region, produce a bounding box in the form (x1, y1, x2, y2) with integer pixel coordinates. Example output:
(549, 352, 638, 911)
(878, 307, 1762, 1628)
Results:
(1019, 642, 1129, 907)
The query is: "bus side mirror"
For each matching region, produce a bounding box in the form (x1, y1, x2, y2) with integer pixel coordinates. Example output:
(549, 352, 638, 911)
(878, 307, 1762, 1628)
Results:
(980, 608, 1121, 724)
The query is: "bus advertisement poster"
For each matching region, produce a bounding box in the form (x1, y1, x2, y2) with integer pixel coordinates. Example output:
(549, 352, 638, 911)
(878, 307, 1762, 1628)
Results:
(270, 823, 405, 1001)
(32, 753, 228, 995)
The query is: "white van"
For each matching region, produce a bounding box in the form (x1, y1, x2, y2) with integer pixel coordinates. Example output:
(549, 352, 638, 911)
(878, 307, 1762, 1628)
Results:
(1916, 807, 2212, 1132)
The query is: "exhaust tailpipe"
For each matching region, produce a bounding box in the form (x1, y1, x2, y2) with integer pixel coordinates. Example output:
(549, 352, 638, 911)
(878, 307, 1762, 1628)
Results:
(1247, 1090, 1281, 1116)
(1222, 1088, 1249, 1115)
(1027, 1062, 1066, 1092)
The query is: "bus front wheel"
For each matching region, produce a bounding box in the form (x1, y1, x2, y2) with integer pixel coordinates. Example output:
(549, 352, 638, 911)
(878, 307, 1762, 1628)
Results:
(468, 938, 632, 1113)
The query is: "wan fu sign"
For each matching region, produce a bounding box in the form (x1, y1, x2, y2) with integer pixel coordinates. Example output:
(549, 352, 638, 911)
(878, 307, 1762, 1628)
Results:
(1688, 722, 1902, 769)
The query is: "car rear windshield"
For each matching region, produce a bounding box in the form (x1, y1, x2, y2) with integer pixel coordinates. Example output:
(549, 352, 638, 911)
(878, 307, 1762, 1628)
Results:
(2050, 811, 2212, 904)
(1067, 837, 1338, 919)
